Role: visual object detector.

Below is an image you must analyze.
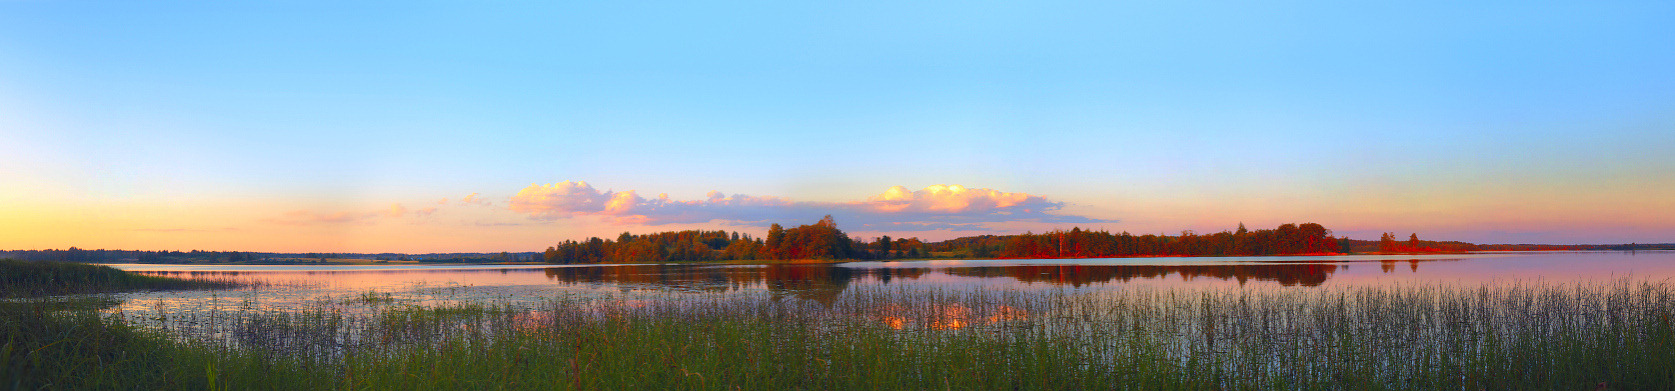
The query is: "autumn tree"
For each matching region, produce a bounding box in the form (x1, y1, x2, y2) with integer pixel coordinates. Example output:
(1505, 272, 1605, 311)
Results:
(542, 221, 1353, 263)
(765, 223, 785, 260)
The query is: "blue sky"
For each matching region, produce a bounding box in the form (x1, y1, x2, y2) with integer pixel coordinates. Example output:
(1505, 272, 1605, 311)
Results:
(2, 1, 1672, 252)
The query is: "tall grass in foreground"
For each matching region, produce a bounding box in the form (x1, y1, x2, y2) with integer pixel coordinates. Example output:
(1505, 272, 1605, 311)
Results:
(9, 280, 1675, 390)
(0, 259, 241, 297)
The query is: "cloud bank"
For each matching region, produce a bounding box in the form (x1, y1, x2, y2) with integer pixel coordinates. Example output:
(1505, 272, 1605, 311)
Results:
(508, 181, 1112, 231)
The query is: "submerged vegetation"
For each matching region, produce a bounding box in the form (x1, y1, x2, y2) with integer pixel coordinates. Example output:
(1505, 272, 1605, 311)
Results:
(0, 259, 240, 297)
(8, 279, 1675, 389)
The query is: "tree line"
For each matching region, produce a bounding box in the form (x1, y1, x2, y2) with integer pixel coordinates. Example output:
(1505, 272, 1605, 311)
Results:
(543, 215, 866, 263)
(542, 218, 1352, 264)
(985, 222, 1341, 258)
(0, 248, 545, 264)
(0, 248, 261, 264)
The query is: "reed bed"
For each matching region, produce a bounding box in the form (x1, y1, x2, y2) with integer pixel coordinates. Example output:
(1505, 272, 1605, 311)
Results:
(8, 279, 1675, 390)
(0, 259, 244, 297)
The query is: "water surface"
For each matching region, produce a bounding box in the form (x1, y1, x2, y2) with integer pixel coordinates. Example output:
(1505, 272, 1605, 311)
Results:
(95, 251, 1674, 351)
(105, 251, 1674, 310)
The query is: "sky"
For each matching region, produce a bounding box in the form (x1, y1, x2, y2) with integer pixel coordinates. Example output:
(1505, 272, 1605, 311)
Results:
(2, 1, 1672, 253)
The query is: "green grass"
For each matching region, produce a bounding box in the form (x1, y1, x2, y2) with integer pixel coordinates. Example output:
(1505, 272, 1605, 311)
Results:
(9, 280, 1675, 390)
(0, 259, 240, 297)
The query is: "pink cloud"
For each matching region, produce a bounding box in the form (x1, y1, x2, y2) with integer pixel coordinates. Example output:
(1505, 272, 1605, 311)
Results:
(864, 184, 1045, 214)
(509, 181, 793, 224)
(460, 193, 493, 206)
(508, 182, 1111, 231)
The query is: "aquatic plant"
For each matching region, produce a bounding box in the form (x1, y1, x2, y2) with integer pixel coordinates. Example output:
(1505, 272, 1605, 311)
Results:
(0, 259, 243, 297)
(9, 279, 1675, 389)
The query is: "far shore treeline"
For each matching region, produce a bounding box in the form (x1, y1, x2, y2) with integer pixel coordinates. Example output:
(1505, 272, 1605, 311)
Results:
(541, 217, 1660, 264)
(3, 218, 1663, 265)
(544, 217, 1343, 263)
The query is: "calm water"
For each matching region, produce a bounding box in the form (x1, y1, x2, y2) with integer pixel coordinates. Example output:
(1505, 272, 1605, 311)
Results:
(94, 251, 1675, 351)
(105, 251, 1675, 311)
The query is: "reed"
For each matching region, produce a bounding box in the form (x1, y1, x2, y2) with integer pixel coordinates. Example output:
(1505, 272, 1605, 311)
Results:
(0, 259, 242, 297)
(8, 279, 1675, 390)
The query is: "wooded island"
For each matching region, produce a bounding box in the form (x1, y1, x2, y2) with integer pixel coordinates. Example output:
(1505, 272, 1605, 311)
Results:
(542, 216, 1344, 263)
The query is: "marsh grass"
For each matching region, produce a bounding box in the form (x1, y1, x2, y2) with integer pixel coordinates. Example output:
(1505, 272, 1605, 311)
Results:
(10, 280, 1675, 390)
(0, 259, 242, 297)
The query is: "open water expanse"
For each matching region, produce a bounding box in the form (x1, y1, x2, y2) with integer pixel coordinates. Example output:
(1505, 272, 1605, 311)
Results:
(67, 251, 1675, 389)
(104, 251, 1675, 331)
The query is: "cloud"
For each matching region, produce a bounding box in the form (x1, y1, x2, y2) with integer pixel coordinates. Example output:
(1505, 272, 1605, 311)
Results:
(460, 193, 493, 206)
(508, 181, 793, 225)
(859, 184, 1057, 216)
(508, 181, 1113, 231)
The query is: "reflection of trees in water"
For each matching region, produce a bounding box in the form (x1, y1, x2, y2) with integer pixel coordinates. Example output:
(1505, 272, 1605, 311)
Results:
(540, 265, 931, 303)
(143, 259, 1456, 294)
(943, 264, 1342, 287)
(1380, 259, 1428, 273)
(762, 265, 850, 303)
(544, 265, 757, 292)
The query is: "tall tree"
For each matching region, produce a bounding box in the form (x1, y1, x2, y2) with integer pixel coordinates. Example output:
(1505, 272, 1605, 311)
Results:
(765, 223, 785, 260)
(875, 235, 893, 258)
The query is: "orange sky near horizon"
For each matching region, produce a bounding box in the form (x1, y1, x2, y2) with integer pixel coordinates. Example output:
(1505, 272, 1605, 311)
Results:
(3, 179, 1671, 253)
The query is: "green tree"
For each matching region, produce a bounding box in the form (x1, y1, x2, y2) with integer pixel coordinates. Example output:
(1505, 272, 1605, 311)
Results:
(875, 235, 893, 259)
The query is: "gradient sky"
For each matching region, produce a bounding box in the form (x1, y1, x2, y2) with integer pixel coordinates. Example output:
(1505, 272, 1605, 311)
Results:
(3, 1, 1672, 253)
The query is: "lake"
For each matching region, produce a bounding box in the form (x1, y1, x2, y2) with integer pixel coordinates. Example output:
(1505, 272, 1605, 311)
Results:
(78, 250, 1675, 388)
(105, 251, 1675, 330)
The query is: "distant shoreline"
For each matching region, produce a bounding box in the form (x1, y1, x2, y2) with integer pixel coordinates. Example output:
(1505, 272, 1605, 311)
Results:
(79, 250, 1535, 267)
(47, 248, 1667, 269)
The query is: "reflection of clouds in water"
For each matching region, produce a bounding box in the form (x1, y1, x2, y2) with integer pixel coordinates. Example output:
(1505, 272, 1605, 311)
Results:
(872, 303, 1029, 331)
